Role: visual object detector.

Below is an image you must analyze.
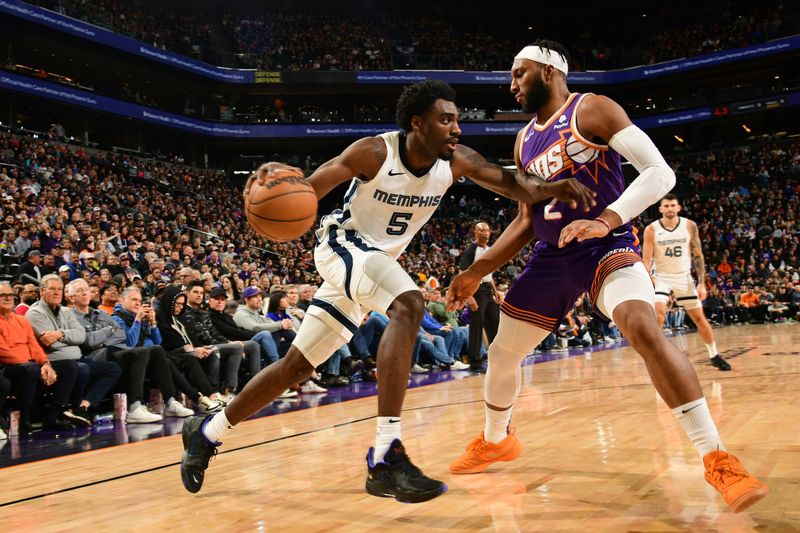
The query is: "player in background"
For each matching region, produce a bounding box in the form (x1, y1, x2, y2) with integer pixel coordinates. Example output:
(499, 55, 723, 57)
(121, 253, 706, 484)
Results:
(180, 80, 596, 503)
(447, 40, 767, 513)
(642, 194, 731, 371)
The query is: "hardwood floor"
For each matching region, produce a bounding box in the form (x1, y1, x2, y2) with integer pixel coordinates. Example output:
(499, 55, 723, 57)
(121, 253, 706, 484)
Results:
(1, 323, 798, 532)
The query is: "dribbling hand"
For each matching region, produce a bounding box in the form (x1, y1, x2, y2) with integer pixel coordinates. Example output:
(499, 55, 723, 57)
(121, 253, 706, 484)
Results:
(244, 162, 305, 198)
(446, 270, 482, 311)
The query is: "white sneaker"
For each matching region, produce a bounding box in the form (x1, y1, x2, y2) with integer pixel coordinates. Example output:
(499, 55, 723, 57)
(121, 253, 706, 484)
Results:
(603, 336, 615, 343)
(300, 381, 327, 394)
(410, 364, 428, 374)
(126, 404, 163, 424)
(165, 399, 197, 417)
(449, 360, 470, 370)
(0, 426, 7, 440)
(197, 396, 225, 416)
(220, 392, 237, 404)
(278, 389, 299, 399)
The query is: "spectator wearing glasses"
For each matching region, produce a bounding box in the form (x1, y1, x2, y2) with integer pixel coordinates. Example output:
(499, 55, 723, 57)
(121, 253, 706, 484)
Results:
(0, 280, 80, 432)
(98, 284, 121, 314)
(27, 275, 121, 426)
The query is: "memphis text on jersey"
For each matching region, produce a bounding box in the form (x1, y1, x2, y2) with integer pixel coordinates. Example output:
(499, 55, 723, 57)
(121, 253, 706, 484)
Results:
(656, 237, 688, 246)
(373, 188, 442, 208)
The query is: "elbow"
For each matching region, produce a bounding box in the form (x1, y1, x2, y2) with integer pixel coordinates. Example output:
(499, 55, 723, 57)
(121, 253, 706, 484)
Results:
(659, 164, 676, 195)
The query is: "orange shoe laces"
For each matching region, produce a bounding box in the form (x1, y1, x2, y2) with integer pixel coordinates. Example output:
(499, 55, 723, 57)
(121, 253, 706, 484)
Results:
(706, 453, 744, 485)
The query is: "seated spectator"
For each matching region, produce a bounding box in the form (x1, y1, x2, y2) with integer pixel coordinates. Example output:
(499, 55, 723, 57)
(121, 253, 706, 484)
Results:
(767, 300, 789, 322)
(0, 280, 79, 433)
(27, 275, 121, 426)
(233, 286, 285, 359)
(349, 312, 386, 369)
(71, 280, 193, 422)
(182, 280, 249, 400)
(14, 283, 39, 316)
(419, 297, 469, 369)
(284, 284, 305, 330)
(16, 250, 44, 284)
(266, 289, 297, 356)
(155, 285, 227, 410)
(58, 264, 73, 285)
(739, 286, 765, 323)
(410, 330, 453, 373)
(112, 286, 217, 415)
(207, 286, 271, 383)
(219, 274, 240, 302)
(426, 288, 460, 327)
(296, 284, 313, 312)
(263, 287, 328, 393)
(98, 283, 121, 314)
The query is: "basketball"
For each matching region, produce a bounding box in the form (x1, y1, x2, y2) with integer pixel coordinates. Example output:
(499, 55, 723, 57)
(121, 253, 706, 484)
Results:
(565, 135, 599, 164)
(244, 166, 318, 242)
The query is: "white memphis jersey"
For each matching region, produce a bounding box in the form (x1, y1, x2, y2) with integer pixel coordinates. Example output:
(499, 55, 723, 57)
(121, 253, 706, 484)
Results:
(650, 217, 692, 274)
(317, 131, 453, 258)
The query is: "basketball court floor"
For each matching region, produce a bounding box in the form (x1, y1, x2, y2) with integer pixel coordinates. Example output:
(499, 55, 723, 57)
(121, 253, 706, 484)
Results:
(1, 323, 798, 531)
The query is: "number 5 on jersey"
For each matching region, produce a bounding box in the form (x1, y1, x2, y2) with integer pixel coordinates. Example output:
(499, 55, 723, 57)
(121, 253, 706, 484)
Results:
(388, 212, 413, 235)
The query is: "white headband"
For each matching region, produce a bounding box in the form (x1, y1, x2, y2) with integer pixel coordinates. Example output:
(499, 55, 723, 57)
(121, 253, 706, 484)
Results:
(514, 46, 569, 75)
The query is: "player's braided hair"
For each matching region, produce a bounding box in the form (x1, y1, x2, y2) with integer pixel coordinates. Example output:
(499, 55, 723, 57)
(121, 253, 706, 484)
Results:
(395, 80, 457, 131)
(529, 38, 571, 71)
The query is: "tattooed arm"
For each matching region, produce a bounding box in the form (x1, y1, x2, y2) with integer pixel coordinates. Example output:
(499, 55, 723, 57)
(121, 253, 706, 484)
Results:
(689, 220, 708, 300)
(453, 144, 596, 209)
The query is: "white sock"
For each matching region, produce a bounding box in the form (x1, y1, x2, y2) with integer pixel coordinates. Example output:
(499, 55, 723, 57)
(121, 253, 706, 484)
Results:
(128, 401, 141, 412)
(202, 408, 234, 445)
(705, 342, 718, 358)
(484, 404, 512, 444)
(374, 416, 401, 462)
(672, 398, 725, 458)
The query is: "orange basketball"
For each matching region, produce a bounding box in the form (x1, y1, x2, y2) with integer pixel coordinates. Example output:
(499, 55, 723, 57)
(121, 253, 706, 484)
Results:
(244, 167, 317, 242)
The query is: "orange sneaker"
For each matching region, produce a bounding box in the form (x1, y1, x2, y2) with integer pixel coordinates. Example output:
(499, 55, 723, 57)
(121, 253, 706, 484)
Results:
(450, 427, 522, 474)
(703, 450, 769, 512)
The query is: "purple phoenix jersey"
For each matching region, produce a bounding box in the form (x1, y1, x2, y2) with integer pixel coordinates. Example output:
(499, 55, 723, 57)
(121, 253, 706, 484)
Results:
(501, 93, 644, 328)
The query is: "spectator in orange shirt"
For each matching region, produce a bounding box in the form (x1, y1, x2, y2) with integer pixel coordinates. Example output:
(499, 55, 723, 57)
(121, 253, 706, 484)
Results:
(0, 281, 79, 435)
(738, 286, 765, 323)
(716, 260, 732, 278)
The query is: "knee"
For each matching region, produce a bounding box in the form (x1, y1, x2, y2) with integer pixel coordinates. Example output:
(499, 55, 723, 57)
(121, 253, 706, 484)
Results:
(24, 363, 40, 382)
(388, 290, 425, 326)
(282, 348, 315, 382)
(149, 346, 166, 359)
(60, 360, 80, 379)
(109, 361, 123, 379)
(615, 307, 662, 350)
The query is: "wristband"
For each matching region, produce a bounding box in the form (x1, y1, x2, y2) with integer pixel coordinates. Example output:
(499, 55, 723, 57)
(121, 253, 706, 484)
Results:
(593, 218, 611, 233)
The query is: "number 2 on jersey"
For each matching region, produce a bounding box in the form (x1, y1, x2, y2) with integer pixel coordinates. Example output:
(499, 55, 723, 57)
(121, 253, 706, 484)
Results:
(543, 198, 562, 220)
(387, 212, 412, 235)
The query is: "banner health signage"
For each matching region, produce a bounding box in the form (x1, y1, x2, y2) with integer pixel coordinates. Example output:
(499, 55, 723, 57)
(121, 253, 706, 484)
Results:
(3, 71, 799, 138)
(1, 0, 797, 86)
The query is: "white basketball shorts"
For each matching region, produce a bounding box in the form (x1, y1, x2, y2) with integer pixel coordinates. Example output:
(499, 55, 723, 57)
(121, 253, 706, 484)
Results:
(293, 227, 418, 365)
(652, 271, 701, 310)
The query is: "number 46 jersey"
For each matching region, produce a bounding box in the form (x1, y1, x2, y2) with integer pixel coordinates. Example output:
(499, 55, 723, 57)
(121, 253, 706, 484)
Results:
(317, 131, 453, 259)
(647, 217, 692, 275)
